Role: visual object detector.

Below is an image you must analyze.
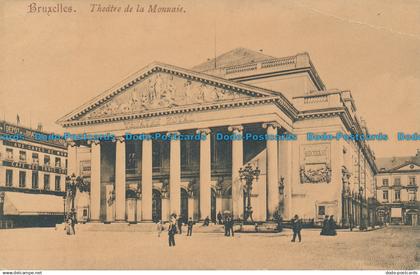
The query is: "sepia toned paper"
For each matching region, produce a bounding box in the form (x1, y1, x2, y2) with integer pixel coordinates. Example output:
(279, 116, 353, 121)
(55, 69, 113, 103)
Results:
(0, 0, 419, 273)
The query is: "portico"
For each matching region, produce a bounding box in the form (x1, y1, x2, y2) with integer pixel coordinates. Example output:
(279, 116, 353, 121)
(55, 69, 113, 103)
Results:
(58, 63, 295, 223)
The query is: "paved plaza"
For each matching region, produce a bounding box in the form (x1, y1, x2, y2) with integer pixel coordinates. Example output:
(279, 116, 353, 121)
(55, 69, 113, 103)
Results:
(0, 226, 419, 270)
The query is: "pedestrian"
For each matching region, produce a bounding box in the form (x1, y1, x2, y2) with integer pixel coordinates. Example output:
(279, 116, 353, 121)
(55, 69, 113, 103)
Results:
(224, 216, 230, 236)
(291, 214, 302, 242)
(328, 215, 337, 236)
(187, 217, 194, 236)
(157, 220, 164, 237)
(229, 217, 235, 237)
(168, 220, 177, 247)
(203, 216, 210, 226)
(177, 216, 183, 234)
(320, 215, 329, 235)
(217, 212, 223, 225)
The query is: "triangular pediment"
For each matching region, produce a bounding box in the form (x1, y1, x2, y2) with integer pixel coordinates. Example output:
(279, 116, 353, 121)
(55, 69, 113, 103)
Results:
(57, 63, 278, 125)
(395, 162, 420, 171)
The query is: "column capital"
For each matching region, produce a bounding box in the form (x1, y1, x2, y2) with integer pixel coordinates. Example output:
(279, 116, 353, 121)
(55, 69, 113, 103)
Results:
(262, 122, 281, 129)
(196, 128, 211, 136)
(115, 136, 125, 143)
(228, 125, 243, 133)
(87, 140, 101, 146)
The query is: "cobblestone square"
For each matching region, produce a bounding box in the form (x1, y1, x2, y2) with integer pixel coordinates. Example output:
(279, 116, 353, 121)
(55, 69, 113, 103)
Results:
(0, 226, 419, 270)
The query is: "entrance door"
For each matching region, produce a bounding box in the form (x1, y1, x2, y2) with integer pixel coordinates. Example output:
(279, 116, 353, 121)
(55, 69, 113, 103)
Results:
(180, 188, 189, 223)
(211, 189, 217, 223)
(152, 189, 162, 222)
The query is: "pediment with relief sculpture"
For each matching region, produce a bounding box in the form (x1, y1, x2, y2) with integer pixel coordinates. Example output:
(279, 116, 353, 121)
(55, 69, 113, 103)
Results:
(80, 71, 259, 120)
(56, 63, 284, 127)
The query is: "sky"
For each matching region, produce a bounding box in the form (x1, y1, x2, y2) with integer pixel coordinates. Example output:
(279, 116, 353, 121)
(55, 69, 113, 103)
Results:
(0, 0, 419, 158)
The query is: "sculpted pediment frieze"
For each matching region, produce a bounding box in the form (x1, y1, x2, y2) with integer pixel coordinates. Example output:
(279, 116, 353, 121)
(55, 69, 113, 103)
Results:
(81, 72, 253, 119)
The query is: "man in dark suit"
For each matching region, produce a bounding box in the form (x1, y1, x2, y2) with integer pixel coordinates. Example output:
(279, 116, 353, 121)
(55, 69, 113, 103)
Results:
(291, 214, 302, 242)
(224, 217, 230, 236)
(187, 217, 194, 236)
(168, 221, 177, 247)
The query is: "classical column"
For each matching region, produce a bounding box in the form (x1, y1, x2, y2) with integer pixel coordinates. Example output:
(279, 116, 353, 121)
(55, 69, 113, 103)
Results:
(263, 122, 279, 220)
(215, 179, 224, 218)
(90, 140, 101, 222)
(197, 128, 211, 220)
(162, 192, 170, 222)
(228, 125, 243, 220)
(115, 137, 126, 222)
(67, 142, 77, 176)
(141, 138, 153, 221)
(169, 132, 181, 216)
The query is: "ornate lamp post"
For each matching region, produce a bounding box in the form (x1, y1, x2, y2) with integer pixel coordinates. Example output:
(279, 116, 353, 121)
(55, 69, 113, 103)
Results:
(239, 163, 260, 224)
(65, 173, 89, 221)
(358, 186, 365, 230)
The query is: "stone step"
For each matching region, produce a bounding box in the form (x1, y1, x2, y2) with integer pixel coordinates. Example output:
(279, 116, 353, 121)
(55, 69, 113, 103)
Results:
(55, 222, 239, 233)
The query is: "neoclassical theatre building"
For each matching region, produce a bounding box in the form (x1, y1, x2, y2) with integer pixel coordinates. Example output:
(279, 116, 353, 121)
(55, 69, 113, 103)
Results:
(57, 48, 377, 226)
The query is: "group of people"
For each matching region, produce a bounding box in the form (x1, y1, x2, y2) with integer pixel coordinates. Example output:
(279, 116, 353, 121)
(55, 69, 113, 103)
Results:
(161, 212, 237, 247)
(320, 215, 337, 236)
(160, 214, 195, 247)
(223, 215, 235, 237)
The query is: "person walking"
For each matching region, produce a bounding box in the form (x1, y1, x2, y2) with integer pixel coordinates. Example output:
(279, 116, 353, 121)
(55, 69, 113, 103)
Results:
(328, 215, 337, 236)
(224, 216, 230, 236)
(320, 215, 329, 235)
(187, 217, 194, 236)
(168, 220, 177, 247)
(291, 214, 302, 242)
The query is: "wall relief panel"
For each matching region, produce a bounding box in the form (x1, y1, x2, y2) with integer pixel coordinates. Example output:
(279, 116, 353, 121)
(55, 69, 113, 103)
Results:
(299, 143, 331, 184)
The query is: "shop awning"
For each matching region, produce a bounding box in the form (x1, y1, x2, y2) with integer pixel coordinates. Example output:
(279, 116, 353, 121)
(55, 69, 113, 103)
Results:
(3, 191, 64, 216)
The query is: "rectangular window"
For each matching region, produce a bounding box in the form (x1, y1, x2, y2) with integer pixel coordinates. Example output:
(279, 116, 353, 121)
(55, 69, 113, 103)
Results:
(55, 157, 61, 168)
(19, 171, 26, 188)
(55, 175, 61, 191)
(44, 174, 50, 190)
(32, 171, 39, 189)
(32, 153, 39, 164)
(44, 155, 50, 166)
(395, 190, 400, 201)
(6, 148, 13, 160)
(19, 151, 26, 162)
(318, 206, 326, 216)
(5, 170, 13, 187)
(382, 178, 389, 186)
(409, 177, 416, 186)
(408, 191, 416, 202)
(383, 190, 388, 201)
(394, 178, 401, 186)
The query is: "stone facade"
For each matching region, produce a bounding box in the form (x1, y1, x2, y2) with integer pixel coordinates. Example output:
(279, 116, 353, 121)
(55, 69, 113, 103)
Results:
(57, 48, 377, 226)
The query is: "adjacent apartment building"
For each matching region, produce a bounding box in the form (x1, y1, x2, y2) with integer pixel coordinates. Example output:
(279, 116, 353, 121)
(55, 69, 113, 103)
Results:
(375, 150, 420, 225)
(0, 121, 67, 228)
